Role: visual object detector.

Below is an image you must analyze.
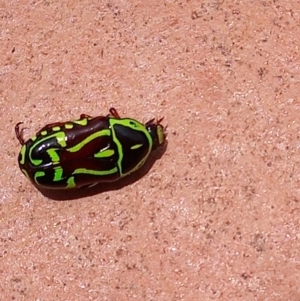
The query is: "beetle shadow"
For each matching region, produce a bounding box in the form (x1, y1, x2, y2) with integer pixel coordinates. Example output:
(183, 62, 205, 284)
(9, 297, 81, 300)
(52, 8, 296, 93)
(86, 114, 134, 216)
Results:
(38, 141, 168, 201)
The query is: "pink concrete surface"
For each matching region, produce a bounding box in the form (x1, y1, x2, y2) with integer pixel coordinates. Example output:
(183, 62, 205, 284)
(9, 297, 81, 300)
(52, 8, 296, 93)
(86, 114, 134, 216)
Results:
(1, 0, 300, 300)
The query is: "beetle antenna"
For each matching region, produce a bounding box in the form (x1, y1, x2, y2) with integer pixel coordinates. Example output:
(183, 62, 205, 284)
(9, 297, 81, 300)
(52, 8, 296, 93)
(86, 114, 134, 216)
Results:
(15, 122, 25, 145)
(109, 108, 121, 119)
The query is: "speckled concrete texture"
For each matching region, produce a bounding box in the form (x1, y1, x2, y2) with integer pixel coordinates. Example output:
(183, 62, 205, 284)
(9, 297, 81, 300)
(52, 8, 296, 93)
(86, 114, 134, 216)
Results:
(1, 0, 300, 300)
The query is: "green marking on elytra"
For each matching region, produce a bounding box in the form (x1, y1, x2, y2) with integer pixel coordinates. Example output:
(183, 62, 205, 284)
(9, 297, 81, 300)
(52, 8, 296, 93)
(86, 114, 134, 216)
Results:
(67, 129, 111, 153)
(52, 126, 61, 131)
(30, 157, 43, 166)
(31, 135, 37, 142)
(29, 132, 66, 166)
(109, 118, 153, 177)
(53, 167, 63, 181)
(34, 171, 45, 184)
(47, 149, 60, 163)
(94, 148, 115, 158)
(73, 167, 118, 176)
(131, 144, 143, 150)
(67, 176, 76, 188)
(41, 131, 48, 136)
(110, 127, 123, 174)
(65, 123, 73, 129)
(56, 132, 67, 147)
(19, 145, 27, 165)
(73, 119, 88, 126)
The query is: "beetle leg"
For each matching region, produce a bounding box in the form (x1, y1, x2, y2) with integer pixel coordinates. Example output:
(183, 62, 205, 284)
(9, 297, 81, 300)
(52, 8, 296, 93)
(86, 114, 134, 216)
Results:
(146, 116, 164, 126)
(156, 116, 164, 125)
(145, 118, 156, 126)
(109, 108, 121, 119)
(80, 114, 93, 119)
(15, 122, 25, 145)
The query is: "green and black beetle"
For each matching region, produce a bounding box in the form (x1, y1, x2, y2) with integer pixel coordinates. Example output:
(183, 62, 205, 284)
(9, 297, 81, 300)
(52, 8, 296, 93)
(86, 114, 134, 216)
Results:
(15, 108, 165, 189)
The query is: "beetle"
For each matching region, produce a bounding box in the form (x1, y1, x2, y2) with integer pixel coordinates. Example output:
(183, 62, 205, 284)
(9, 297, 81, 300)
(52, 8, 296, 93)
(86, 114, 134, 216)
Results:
(15, 108, 165, 189)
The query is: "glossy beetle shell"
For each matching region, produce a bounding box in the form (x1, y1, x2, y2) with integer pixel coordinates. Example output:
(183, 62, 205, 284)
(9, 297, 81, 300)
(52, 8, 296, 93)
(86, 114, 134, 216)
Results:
(15, 108, 165, 189)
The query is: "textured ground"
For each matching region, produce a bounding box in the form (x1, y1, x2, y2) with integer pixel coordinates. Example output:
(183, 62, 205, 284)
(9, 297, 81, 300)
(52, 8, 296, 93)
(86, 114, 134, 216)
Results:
(1, 0, 300, 300)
